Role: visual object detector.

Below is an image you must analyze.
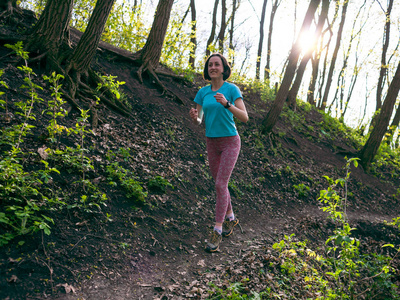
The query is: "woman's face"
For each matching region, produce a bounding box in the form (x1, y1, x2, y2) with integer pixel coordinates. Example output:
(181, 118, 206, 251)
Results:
(208, 56, 224, 80)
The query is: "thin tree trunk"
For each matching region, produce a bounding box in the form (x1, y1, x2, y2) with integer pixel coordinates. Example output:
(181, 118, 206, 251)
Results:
(262, 0, 321, 133)
(228, 0, 239, 67)
(287, 0, 329, 108)
(316, 28, 332, 108)
(386, 104, 400, 145)
(217, 0, 227, 53)
(206, 0, 219, 57)
(376, 0, 394, 111)
(320, 0, 348, 110)
(189, 0, 197, 69)
(307, 56, 319, 105)
(132, 0, 184, 104)
(356, 75, 370, 134)
(359, 61, 400, 170)
(316, 3, 339, 109)
(256, 0, 268, 80)
(264, 0, 280, 81)
(137, 0, 174, 72)
(369, 0, 394, 132)
(68, 0, 116, 76)
(0, 0, 18, 13)
(307, 24, 329, 107)
(335, 1, 367, 122)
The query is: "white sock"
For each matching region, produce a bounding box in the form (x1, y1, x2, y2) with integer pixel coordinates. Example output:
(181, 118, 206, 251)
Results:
(214, 225, 222, 234)
(225, 212, 235, 221)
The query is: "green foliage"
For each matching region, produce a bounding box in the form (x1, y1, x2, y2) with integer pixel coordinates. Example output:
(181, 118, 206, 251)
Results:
(385, 217, 400, 230)
(69, 0, 94, 32)
(319, 112, 362, 146)
(370, 141, 400, 179)
(293, 183, 310, 197)
(42, 72, 68, 144)
(206, 158, 399, 299)
(230, 76, 275, 104)
(228, 179, 244, 198)
(0, 44, 57, 246)
(67, 182, 108, 213)
(105, 158, 147, 204)
(0, 149, 57, 246)
(208, 281, 266, 299)
(281, 104, 305, 127)
(20, 0, 46, 14)
(0, 44, 110, 246)
(161, 12, 195, 71)
(5, 42, 43, 148)
(148, 176, 173, 194)
(319, 158, 359, 223)
(95, 73, 130, 109)
(103, 2, 149, 52)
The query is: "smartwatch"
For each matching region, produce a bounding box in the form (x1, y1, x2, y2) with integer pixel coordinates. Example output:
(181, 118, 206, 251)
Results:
(224, 101, 231, 109)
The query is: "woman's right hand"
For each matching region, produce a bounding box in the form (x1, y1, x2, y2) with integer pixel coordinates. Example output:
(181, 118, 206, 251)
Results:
(190, 105, 203, 125)
(189, 107, 198, 122)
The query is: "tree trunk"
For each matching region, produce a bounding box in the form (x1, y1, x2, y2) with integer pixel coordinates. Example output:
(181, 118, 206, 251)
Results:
(27, 0, 74, 71)
(369, 0, 394, 131)
(359, 61, 400, 170)
(264, 0, 280, 81)
(188, 0, 197, 69)
(386, 103, 400, 145)
(315, 2, 339, 109)
(256, 0, 268, 80)
(206, 0, 219, 57)
(131, 0, 185, 104)
(228, 0, 240, 67)
(320, 0, 348, 110)
(287, 0, 329, 108)
(337, 1, 367, 122)
(307, 38, 323, 106)
(217, 0, 227, 53)
(68, 0, 116, 78)
(0, 0, 18, 13)
(376, 0, 394, 111)
(137, 0, 174, 74)
(262, 0, 321, 133)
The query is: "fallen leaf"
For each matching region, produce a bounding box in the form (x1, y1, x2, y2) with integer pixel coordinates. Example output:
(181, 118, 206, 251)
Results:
(38, 146, 48, 160)
(197, 259, 206, 267)
(57, 283, 76, 294)
(7, 275, 18, 283)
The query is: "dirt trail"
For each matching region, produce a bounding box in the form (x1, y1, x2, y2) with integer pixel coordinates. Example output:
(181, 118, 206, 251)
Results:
(51, 204, 398, 300)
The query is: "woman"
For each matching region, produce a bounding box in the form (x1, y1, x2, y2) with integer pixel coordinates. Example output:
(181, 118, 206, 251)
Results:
(189, 53, 248, 252)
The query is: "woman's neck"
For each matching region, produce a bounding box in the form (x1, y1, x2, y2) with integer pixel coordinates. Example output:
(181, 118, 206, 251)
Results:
(211, 78, 225, 91)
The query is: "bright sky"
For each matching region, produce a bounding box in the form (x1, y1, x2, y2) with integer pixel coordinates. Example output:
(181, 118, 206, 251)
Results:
(184, 0, 400, 129)
(23, 0, 400, 130)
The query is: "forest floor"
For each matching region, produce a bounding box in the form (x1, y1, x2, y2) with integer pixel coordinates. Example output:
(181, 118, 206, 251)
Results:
(1, 9, 400, 300)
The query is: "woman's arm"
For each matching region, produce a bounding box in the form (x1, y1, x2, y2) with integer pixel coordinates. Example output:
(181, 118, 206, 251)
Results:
(214, 92, 248, 123)
(189, 104, 204, 125)
(230, 98, 248, 123)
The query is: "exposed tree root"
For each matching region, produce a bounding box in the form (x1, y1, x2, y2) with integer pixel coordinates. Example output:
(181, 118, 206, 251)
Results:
(0, 1, 21, 19)
(77, 29, 188, 105)
(60, 88, 80, 111)
(155, 70, 187, 82)
(137, 63, 185, 104)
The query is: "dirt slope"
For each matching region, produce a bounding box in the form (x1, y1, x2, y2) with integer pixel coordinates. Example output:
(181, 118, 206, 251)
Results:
(1, 16, 400, 300)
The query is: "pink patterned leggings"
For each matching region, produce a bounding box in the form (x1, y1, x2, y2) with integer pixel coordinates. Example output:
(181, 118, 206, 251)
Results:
(206, 135, 241, 224)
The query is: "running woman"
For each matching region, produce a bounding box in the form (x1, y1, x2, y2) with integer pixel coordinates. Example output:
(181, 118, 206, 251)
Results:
(189, 53, 248, 252)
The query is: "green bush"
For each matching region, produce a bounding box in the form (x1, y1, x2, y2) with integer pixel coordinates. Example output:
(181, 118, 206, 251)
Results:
(148, 175, 173, 193)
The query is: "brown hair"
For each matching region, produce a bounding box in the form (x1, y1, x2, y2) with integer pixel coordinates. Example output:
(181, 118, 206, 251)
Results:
(203, 53, 232, 81)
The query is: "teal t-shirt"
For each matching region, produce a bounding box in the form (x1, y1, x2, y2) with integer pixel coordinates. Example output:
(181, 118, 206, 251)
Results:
(194, 82, 242, 138)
